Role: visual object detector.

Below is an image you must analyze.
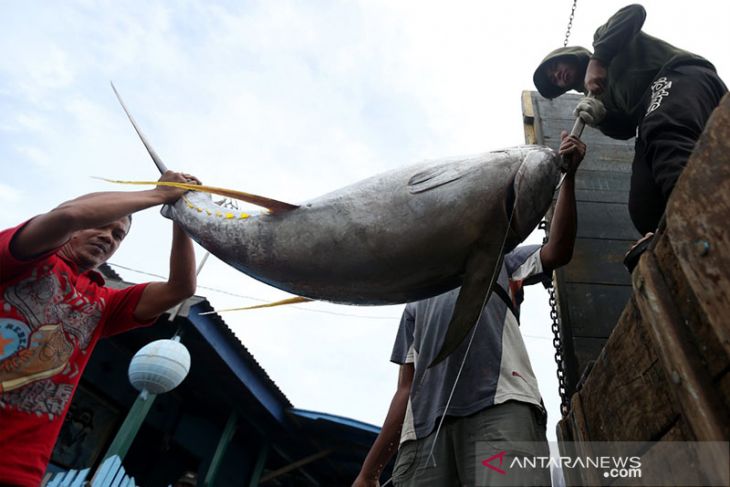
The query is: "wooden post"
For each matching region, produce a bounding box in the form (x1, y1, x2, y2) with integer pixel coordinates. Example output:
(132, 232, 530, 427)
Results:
(248, 441, 269, 487)
(203, 412, 238, 486)
(259, 449, 332, 484)
(101, 390, 157, 463)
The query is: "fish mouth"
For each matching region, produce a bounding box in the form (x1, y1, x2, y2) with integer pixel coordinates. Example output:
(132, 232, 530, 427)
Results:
(508, 147, 560, 241)
(505, 173, 517, 222)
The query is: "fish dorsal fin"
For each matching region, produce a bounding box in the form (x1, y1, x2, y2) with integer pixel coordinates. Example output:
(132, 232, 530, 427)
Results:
(428, 237, 505, 367)
(408, 160, 475, 194)
(110, 82, 298, 214)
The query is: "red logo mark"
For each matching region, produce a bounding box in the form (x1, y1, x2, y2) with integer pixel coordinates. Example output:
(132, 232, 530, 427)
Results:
(512, 370, 528, 384)
(482, 450, 507, 475)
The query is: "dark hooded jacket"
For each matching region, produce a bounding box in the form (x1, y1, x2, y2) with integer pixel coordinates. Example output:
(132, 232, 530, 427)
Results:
(533, 4, 715, 139)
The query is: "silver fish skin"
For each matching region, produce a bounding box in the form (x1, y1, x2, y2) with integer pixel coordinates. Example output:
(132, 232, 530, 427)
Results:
(161, 145, 560, 305)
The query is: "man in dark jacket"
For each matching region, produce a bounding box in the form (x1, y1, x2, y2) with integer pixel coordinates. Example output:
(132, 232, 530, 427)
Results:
(533, 4, 726, 244)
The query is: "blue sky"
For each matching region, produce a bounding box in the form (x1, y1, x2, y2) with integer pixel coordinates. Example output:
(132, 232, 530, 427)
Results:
(2, 0, 728, 441)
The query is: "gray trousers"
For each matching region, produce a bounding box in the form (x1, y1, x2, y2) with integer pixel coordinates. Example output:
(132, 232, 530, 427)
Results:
(391, 401, 551, 487)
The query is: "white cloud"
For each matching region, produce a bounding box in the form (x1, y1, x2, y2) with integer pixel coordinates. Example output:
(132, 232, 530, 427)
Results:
(15, 145, 51, 168)
(0, 182, 21, 203)
(15, 113, 49, 133)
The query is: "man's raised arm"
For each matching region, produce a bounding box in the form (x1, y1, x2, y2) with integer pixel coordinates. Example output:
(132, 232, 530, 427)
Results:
(11, 170, 197, 260)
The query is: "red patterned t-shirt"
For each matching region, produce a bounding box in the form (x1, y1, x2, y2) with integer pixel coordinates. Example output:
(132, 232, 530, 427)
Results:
(0, 223, 152, 486)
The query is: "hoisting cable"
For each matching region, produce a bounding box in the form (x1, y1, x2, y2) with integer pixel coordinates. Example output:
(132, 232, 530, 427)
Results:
(547, 0, 580, 418)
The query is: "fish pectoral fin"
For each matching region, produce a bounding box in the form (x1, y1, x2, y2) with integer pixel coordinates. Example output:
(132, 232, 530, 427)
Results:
(408, 166, 463, 194)
(428, 242, 504, 367)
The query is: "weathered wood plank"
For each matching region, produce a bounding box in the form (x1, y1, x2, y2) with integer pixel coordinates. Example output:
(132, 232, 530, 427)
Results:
(562, 283, 633, 338)
(571, 338, 607, 383)
(579, 152, 633, 173)
(664, 93, 730, 377)
(575, 297, 678, 440)
(574, 169, 632, 193)
(718, 370, 730, 413)
(654, 232, 729, 379)
(522, 90, 537, 145)
(569, 393, 590, 442)
(559, 239, 633, 286)
(556, 414, 573, 443)
(575, 189, 629, 204)
(564, 394, 604, 486)
(575, 202, 641, 240)
(541, 121, 634, 151)
(633, 252, 729, 442)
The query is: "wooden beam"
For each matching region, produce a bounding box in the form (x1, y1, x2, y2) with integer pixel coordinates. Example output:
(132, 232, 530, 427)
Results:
(203, 412, 238, 486)
(521, 90, 537, 144)
(248, 441, 269, 487)
(101, 391, 156, 463)
(260, 449, 333, 484)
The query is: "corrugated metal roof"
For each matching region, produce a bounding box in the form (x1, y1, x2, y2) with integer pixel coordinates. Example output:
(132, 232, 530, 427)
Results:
(98, 267, 291, 408)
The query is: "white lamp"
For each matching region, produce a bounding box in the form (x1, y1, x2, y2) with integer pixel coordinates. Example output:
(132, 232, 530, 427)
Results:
(128, 337, 191, 395)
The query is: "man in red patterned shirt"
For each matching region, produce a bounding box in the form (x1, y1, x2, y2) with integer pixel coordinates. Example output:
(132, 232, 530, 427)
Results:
(0, 170, 199, 486)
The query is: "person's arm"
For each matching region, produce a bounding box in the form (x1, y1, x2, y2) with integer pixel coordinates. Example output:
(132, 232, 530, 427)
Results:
(133, 222, 197, 321)
(353, 363, 414, 487)
(586, 4, 646, 94)
(540, 131, 585, 271)
(10, 170, 197, 260)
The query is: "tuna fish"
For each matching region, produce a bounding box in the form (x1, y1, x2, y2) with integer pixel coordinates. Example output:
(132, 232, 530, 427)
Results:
(112, 84, 561, 365)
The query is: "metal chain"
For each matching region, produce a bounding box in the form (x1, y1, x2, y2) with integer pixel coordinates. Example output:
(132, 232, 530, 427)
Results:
(539, 219, 570, 417)
(563, 0, 578, 47)
(549, 286, 569, 416)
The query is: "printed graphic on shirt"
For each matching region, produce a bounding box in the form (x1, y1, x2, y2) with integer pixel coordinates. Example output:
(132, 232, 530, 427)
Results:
(646, 76, 673, 115)
(0, 265, 105, 417)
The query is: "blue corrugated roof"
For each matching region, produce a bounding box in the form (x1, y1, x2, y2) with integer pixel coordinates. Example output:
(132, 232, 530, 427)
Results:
(290, 408, 381, 434)
(187, 301, 291, 423)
